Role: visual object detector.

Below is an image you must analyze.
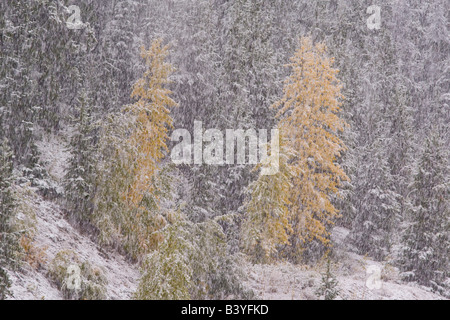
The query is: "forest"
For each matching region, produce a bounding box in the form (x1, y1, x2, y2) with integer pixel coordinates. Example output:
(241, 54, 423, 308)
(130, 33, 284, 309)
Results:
(0, 0, 448, 300)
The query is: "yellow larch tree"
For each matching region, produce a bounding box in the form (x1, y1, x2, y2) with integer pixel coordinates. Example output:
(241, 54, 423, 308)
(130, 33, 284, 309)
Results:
(242, 37, 349, 263)
(93, 39, 178, 258)
(274, 37, 349, 258)
(123, 39, 178, 256)
(126, 39, 178, 208)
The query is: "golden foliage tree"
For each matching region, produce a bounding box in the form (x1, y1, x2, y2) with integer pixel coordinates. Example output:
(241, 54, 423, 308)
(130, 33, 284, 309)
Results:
(124, 39, 178, 255)
(126, 39, 178, 208)
(243, 37, 349, 261)
(275, 37, 349, 257)
(94, 39, 177, 258)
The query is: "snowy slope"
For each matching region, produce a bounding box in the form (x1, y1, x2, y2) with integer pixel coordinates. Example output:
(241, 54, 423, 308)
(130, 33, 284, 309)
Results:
(7, 184, 446, 300)
(6, 132, 140, 300)
(243, 227, 446, 300)
(7, 183, 140, 300)
(244, 254, 445, 300)
(6, 134, 446, 300)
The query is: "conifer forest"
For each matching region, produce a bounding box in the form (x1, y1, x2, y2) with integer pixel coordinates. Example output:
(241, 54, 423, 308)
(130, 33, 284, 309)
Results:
(0, 0, 448, 301)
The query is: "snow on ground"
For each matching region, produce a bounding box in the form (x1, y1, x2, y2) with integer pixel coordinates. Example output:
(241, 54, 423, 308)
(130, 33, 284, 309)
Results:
(7, 134, 446, 300)
(7, 132, 140, 300)
(8, 182, 446, 301)
(7, 183, 140, 300)
(244, 260, 445, 300)
(243, 227, 446, 300)
(8, 182, 446, 300)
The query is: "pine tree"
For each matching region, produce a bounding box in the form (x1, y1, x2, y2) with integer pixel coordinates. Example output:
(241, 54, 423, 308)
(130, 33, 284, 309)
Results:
(316, 258, 340, 300)
(274, 37, 349, 262)
(345, 15, 405, 261)
(165, 0, 225, 220)
(216, 0, 280, 215)
(222, 0, 278, 129)
(0, 0, 95, 159)
(399, 132, 449, 295)
(327, 0, 378, 229)
(349, 139, 401, 260)
(0, 268, 12, 300)
(64, 92, 97, 225)
(135, 218, 193, 300)
(98, 0, 140, 112)
(0, 138, 19, 299)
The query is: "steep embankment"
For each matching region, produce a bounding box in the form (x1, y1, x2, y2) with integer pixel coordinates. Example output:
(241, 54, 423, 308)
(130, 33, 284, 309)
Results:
(7, 132, 139, 300)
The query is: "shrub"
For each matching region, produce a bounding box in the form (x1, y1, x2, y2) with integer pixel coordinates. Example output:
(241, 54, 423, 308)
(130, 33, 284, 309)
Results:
(48, 250, 108, 300)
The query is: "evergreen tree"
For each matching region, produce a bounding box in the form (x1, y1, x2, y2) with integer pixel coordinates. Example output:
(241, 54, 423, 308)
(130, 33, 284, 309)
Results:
(242, 137, 293, 262)
(98, 0, 141, 112)
(215, 0, 280, 215)
(135, 218, 193, 300)
(346, 12, 406, 261)
(316, 258, 340, 300)
(0, 139, 19, 299)
(64, 92, 97, 225)
(166, 0, 225, 220)
(136, 212, 252, 300)
(0, 0, 97, 170)
(399, 132, 449, 295)
(222, 0, 278, 130)
(349, 138, 401, 260)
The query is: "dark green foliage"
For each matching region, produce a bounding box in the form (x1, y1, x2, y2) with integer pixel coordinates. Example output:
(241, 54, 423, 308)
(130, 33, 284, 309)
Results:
(0, 0, 96, 166)
(316, 258, 340, 300)
(399, 132, 449, 296)
(0, 139, 20, 299)
(0, 268, 12, 300)
(64, 92, 97, 225)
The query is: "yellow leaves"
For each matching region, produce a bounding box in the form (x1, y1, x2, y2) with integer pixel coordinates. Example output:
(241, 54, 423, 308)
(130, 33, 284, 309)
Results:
(275, 37, 349, 251)
(125, 39, 178, 209)
(19, 234, 48, 270)
(244, 36, 350, 262)
(93, 39, 179, 259)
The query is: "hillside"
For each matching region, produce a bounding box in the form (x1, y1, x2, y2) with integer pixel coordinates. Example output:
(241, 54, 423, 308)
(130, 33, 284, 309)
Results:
(1, 0, 448, 301)
(5, 134, 446, 300)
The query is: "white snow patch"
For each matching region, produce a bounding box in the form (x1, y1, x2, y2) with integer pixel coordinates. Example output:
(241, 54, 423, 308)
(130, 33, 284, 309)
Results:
(31, 196, 140, 300)
(243, 227, 446, 300)
(8, 172, 140, 300)
(35, 131, 70, 183)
